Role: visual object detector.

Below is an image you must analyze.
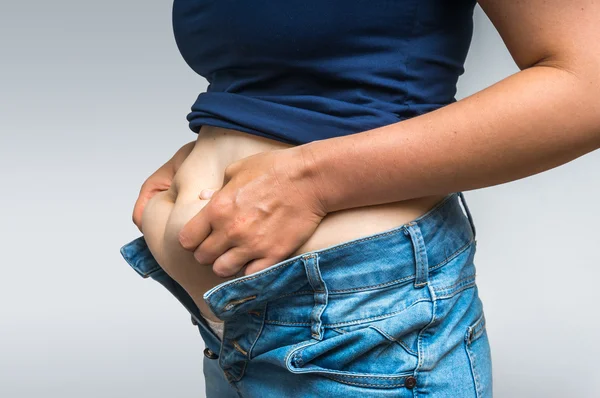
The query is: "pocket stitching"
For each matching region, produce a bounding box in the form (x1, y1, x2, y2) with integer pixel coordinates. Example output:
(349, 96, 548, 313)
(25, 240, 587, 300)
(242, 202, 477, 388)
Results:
(369, 325, 418, 356)
(284, 335, 415, 385)
(466, 313, 486, 345)
(465, 313, 488, 398)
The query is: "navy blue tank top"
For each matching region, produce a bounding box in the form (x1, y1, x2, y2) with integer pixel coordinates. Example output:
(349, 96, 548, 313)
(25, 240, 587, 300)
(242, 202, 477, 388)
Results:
(173, 0, 477, 145)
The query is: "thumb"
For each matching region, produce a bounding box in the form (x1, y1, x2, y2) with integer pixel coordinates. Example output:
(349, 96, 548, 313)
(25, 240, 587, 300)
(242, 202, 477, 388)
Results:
(198, 188, 218, 200)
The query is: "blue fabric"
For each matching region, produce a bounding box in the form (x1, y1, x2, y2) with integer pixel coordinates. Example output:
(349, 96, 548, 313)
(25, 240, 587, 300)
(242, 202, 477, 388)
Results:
(120, 192, 493, 396)
(172, 0, 478, 145)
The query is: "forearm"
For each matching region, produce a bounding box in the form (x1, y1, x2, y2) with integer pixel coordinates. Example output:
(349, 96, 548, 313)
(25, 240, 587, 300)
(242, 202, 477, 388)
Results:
(300, 63, 600, 213)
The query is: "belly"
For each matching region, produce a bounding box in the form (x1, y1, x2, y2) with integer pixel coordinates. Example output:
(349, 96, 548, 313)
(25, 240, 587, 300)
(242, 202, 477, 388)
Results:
(141, 125, 447, 322)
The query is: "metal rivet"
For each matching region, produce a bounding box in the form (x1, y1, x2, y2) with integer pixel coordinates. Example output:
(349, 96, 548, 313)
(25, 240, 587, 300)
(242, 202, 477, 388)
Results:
(404, 376, 417, 389)
(203, 347, 218, 359)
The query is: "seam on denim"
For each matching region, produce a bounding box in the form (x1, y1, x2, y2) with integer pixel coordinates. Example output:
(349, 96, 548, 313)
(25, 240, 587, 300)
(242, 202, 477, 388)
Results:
(465, 336, 482, 397)
(467, 313, 487, 397)
(428, 238, 475, 274)
(120, 239, 163, 277)
(304, 192, 455, 258)
(303, 372, 411, 380)
(285, 340, 318, 369)
(205, 194, 461, 298)
(247, 303, 267, 361)
(325, 301, 428, 328)
(265, 297, 430, 327)
(321, 374, 407, 388)
(226, 359, 247, 383)
(323, 298, 430, 328)
(327, 274, 414, 294)
(415, 283, 437, 386)
(435, 283, 477, 301)
(286, 341, 413, 384)
(264, 320, 312, 326)
(434, 277, 477, 300)
(296, 194, 455, 260)
(292, 339, 318, 368)
(467, 313, 486, 344)
(272, 290, 315, 301)
(266, 236, 470, 303)
(217, 321, 228, 370)
(434, 274, 477, 295)
(369, 325, 418, 356)
(306, 255, 328, 340)
(267, 237, 471, 306)
(326, 238, 473, 296)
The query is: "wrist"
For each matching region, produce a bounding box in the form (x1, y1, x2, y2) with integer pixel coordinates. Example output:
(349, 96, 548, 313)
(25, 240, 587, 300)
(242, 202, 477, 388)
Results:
(296, 142, 330, 215)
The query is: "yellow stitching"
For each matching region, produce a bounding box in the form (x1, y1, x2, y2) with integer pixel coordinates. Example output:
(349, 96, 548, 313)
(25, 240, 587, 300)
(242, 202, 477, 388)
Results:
(224, 295, 257, 310)
(232, 340, 248, 356)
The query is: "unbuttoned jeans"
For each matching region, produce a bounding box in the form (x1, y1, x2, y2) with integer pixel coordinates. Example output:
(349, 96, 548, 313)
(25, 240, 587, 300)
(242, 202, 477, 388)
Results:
(120, 192, 493, 397)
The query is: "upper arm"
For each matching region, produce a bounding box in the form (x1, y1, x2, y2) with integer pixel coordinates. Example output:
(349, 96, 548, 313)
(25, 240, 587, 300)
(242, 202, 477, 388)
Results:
(476, 0, 600, 73)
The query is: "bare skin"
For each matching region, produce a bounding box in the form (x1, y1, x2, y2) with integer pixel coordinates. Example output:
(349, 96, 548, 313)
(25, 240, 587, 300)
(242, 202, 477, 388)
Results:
(140, 125, 446, 323)
(132, 0, 600, 331)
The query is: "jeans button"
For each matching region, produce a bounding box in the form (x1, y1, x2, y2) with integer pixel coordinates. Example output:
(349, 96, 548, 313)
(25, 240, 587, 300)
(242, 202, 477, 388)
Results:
(203, 347, 219, 359)
(404, 376, 417, 389)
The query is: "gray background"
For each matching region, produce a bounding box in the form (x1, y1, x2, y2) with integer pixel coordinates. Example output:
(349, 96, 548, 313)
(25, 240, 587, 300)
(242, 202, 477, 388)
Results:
(1, 1, 598, 397)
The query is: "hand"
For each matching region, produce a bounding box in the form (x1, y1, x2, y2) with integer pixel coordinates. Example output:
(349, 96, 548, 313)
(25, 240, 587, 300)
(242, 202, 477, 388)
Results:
(177, 146, 328, 278)
(131, 141, 196, 232)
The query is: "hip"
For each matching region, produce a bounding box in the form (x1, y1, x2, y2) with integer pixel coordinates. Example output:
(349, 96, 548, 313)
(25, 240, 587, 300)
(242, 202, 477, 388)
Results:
(120, 191, 492, 397)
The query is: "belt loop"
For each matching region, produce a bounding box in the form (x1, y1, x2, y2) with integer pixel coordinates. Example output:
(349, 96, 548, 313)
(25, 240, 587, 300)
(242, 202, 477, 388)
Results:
(302, 254, 328, 341)
(403, 222, 429, 288)
(457, 191, 477, 241)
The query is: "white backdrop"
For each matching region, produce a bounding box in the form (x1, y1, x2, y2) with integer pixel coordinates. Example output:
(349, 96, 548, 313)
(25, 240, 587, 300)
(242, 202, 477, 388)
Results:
(1, 2, 598, 397)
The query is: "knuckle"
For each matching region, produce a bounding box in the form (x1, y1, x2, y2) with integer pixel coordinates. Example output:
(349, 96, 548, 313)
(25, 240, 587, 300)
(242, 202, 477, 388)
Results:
(210, 196, 231, 216)
(194, 247, 215, 265)
(225, 224, 244, 241)
(224, 163, 236, 178)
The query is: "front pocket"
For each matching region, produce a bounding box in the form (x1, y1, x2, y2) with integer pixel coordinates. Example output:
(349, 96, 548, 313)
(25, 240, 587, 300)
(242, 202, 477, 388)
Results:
(284, 300, 433, 389)
(465, 313, 493, 397)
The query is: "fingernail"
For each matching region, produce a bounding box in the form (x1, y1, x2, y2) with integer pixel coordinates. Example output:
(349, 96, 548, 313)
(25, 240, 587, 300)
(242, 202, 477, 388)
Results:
(199, 189, 215, 200)
(178, 232, 189, 248)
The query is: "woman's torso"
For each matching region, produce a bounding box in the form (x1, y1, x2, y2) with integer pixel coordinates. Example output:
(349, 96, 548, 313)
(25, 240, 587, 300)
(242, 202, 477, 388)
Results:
(141, 125, 447, 323)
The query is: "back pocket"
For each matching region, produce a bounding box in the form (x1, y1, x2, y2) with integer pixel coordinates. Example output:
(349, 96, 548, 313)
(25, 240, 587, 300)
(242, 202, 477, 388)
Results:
(465, 313, 493, 397)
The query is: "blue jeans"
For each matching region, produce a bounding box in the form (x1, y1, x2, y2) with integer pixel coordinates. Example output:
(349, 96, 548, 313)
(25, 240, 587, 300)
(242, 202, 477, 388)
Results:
(120, 192, 493, 397)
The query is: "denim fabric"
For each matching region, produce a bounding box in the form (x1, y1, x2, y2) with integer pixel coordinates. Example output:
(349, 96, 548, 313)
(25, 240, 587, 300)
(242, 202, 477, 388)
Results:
(120, 192, 493, 397)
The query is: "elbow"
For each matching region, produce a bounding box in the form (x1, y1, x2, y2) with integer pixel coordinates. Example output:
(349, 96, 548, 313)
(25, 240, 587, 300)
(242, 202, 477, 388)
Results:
(536, 56, 600, 150)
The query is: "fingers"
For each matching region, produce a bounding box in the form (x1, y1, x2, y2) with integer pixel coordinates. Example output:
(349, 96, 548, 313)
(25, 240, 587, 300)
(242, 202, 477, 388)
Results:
(212, 247, 256, 278)
(178, 207, 212, 251)
(132, 194, 149, 232)
(242, 258, 275, 277)
(132, 184, 169, 232)
(191, 230, 232, 265)
(131, 163, 174, 231)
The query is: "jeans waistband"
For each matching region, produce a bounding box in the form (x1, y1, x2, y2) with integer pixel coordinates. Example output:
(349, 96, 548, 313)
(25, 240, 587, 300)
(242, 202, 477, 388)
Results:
(203, 191, 476, 323)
